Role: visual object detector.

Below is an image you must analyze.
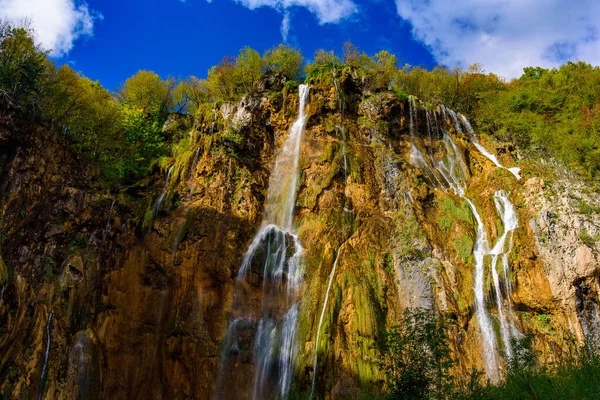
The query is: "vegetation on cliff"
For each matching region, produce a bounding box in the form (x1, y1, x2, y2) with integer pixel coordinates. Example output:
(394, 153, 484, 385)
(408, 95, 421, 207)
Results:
(380, 310, 600, 400)
(1, 19, 600, 400)
(2, 20, 599, 186)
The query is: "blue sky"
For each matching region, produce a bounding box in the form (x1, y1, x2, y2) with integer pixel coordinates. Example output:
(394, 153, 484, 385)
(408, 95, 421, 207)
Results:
(56, 0, 436, 90)
(2, 0, 600, 89)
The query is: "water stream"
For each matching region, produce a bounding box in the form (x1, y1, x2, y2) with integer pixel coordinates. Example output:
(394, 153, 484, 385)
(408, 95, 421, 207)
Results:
(38, 312, 53, 400)
(216, 85, 309, 400)
(309, 243, 344, 400)
(153, 165, 174, 218)
(309, 75, 352, 399)
(408, 99, 521, 378)
(458, 115, 521, 180)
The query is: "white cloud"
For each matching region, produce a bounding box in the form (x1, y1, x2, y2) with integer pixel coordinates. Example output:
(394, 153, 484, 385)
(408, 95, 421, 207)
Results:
(395, 0, 600, 79)
(236, 0, 356, 24)
(0, 0, 100, 57)
(213, 0, 357, 40)
(281, 10, 291, 42)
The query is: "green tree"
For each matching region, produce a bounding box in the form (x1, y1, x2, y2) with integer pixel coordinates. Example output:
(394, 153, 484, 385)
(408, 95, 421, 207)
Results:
(0, 19, 49, 116)
(119, 70, 173, 116)
(206, 47, 264, 100)
(380, 308, 454, 399)
(171, 76, 208, 114)
(44, 65, 122, 155)
(263, 44, 303, 81)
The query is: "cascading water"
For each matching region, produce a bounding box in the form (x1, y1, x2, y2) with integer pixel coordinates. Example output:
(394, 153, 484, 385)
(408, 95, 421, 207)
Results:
(103, 199, 117, 241)
(464, 198, 500, 377)
(489, 190, 520, 358)
(153, 165, 174, 217)
(309, 244, 343, 400)
(38, 312, 53, 400)
(216, 85, 309, 400)
(309, 75, 353, 399)
(408, 98, 521, 378)
(458, 115, 521, 180)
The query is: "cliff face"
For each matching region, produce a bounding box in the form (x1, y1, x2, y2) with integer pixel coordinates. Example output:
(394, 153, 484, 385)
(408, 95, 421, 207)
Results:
(0, 71, 599, 399)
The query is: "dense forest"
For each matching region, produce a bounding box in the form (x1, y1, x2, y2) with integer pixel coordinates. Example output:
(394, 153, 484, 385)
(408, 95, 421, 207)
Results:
(2, 19, 600, 399)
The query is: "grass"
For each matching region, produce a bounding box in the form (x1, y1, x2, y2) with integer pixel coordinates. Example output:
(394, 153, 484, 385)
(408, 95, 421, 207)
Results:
(579, 230, 599, 248)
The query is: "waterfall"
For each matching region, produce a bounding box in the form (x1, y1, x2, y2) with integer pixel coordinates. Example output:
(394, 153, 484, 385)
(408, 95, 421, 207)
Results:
(464, 199, 499, 377)
(489, 190, 520, 358)
(103, 199, 117, 241)
(153, 165, 174, 217)
(408, 98, 522, 378)
(38, 312, 53, 400)
(216, 85, 309, 400)
(458, 114, 521, 180)
(106, 199, 116, 230)
(309, 244, 344, 400)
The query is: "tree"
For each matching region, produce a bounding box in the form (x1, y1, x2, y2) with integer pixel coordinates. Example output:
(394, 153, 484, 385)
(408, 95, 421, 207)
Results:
(44, 64, 122, 155)
(118, 70, 173, 116)
(234, 46, 263, 94)
(206, 56, 237, 101)
(342, 41, 360, 66)
(206, 47, 264, 101)
(380, 308, 454, 399)
(0, 19, 49, 115)
(263, 44, 303, 81)
(171, 76, 208, 114)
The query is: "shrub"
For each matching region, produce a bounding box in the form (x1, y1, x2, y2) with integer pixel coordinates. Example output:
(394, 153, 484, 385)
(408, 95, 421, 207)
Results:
(380, 308, 454, 399)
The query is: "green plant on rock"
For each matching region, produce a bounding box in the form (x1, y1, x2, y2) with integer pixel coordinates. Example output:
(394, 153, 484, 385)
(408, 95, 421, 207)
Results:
(453, 235, 474, 263)
(579, 230, 598, 248)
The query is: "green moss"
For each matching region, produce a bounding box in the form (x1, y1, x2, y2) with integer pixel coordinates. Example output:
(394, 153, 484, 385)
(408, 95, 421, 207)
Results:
(579, 230, 599, 248)
(453, 235, 474, 263)
(381, 251, 395, 275)
(439, 198, 473, 226)
(578, 200, 600, 215)
(439, 217, 452, 231)
(141, 206, 154, 233)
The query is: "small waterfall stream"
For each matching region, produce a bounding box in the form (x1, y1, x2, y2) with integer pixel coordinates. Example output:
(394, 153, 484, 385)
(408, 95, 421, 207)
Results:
(309, 73, 352, 399)
(217, 85, 309, 400)
(464, 198, 500, 376)
(153, 165, 174, 217)
(408, 99, 521, 378)
(459, 115, 521, 180)
(38, 312, 53, 400)
(309, 244, 344, 400)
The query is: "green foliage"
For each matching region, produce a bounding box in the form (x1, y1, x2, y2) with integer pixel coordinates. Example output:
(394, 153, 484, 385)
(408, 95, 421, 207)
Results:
(206, 47, 264, 100)
(474, 61, 600, 178)
(463, 338, 600, 400)
(171, 76, 207, 114)
(263, 44, 304, 81)
(439, 198, 473, 230)
(44, 65, 122, 156)
(0, 19, 49, 116)
(380, 308, 454, 399)
(577, 200, 600, 215)
(119, 70, 173, 116)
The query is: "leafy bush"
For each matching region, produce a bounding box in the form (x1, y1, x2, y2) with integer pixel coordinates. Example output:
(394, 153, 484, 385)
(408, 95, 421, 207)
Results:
(380, 308, 454, 399)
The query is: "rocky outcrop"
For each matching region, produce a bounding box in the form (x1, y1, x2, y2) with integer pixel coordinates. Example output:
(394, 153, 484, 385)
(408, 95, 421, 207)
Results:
(0, 71, 598, 399)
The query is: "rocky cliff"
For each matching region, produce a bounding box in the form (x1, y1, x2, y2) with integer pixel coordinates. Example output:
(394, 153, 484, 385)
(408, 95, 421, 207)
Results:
(0, 70, 599, 399)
